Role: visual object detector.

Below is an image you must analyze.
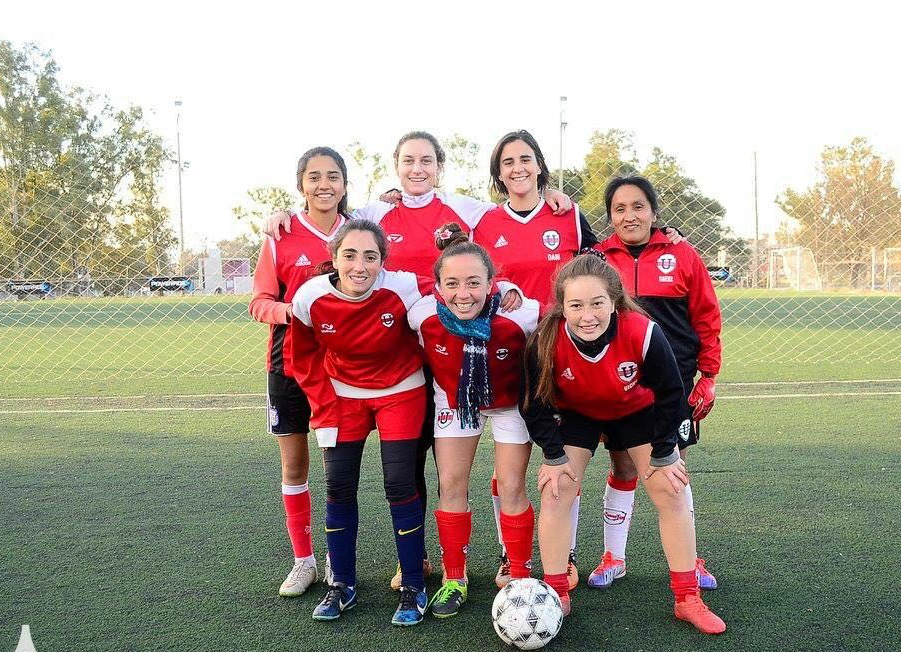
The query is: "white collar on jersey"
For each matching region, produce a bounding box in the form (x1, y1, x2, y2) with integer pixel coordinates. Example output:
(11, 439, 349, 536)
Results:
(502, 197, 546, 224)
(297, 212, 345, 242)
(402, 189, 437, 209)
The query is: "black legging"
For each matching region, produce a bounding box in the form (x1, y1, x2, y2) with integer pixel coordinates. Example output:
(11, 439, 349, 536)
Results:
(323, 438, 420, 505)
(416, 368, 437, 547)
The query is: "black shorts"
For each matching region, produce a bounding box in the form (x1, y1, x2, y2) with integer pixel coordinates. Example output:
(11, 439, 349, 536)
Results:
(267, 372, 312, 435)
(558, 405, 658, 455)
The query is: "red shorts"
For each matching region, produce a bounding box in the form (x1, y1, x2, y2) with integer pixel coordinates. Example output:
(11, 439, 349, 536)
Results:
(336, 386, 426, 443)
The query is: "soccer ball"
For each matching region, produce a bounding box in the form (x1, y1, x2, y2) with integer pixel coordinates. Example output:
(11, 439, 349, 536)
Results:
(492, 578, 563, 650)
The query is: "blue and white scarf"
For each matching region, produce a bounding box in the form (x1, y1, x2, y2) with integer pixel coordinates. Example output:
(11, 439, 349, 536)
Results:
(435, 292, 502, 429)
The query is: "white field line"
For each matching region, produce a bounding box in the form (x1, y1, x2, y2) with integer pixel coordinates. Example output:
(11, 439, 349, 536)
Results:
(1, 391, 900, 415)
(0, 393, 265, 402)
(718, 391, 901, 400)
(3, 377, 900, 404)
(720, 378, 901, 386)
(0, 405, 261, 415)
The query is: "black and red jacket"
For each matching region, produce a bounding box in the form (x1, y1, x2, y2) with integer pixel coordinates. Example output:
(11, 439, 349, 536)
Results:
(597, 228, 722, 380)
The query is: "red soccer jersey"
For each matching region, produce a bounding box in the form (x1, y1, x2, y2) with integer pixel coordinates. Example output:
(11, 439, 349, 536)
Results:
(472, 200, 583, 306)
(290, 269, 434, 431)
(354, 190, 494, 277)
(597, 229, 722, 376)
(249, 213, 346, 376)
(554, 310, 656, 420)
(407, 287, 539, 410)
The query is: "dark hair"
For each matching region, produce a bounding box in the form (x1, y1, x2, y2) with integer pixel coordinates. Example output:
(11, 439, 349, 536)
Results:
(433, 222, 496, 283)
(296, 146, 350, 216)
(316, 219, 389, 275)
(603, 175, 659, 222)
(523, 254, 646, 410)
(393, 131, 446, 168)
(489, 130, 552, 197)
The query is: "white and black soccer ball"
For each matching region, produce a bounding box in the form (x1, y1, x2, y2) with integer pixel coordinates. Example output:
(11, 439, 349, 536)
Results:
(492, 578, 563, 650)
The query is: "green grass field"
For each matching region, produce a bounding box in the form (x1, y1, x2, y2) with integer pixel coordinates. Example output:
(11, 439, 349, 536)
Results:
(1, 292, 900, 651)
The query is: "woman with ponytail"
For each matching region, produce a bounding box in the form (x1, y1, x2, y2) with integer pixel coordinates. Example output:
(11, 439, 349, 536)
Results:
(406, 223, 538, 619)
(520, 252, 726, 634)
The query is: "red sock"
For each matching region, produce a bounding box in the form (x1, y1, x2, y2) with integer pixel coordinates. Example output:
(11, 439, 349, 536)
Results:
(435, 510, 472, 581)
(544, 572, 570, 601)
(499, 504, 534, 579)
(669, 569, 698, 603)
(282, 484, 313, 558)
(607, 473, 638, 492)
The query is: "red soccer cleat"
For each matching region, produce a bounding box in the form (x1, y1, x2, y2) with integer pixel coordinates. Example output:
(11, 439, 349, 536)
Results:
(674, 592, 726, 634)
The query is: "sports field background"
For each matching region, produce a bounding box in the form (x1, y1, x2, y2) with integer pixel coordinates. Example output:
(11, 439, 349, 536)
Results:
(2, 291, 900, 651)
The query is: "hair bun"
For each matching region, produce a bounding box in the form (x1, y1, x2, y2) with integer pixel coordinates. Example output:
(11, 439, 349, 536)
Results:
(434, 222, 468, 251)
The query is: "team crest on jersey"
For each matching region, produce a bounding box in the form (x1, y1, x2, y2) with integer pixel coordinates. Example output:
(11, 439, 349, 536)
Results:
(494, 235, 508, 248)
(320, 323, 335, 334)
(604, 509, 627, 525)
(657, 254, 677, 273)
(387, 233, 404, 244)
(542, 230, 561, 251)
(561, 367, 575, 380)
(294, 254, 311, 267)
(437, 409, 455, 429)
(496, 348, 509, 360)
(381, 313, 395, 327)
(434, 344, 449, 356)
(679, 419, 692, 441)
(617, 361, 638, 382)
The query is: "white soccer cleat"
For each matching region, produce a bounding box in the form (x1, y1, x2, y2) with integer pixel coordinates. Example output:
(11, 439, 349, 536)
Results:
(279, 558, 318, 597)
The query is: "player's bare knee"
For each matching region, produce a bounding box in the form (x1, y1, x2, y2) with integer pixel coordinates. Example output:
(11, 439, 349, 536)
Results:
(438, 474, 469, 506)
(645, 479, 684, 509)
(495, 473, 526, 505)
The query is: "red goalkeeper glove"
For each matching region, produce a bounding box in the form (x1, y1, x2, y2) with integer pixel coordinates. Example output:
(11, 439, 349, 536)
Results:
(687, 374, 716, 421)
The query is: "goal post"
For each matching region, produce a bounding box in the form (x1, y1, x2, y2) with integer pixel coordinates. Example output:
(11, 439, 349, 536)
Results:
(767, 247, 823, 291)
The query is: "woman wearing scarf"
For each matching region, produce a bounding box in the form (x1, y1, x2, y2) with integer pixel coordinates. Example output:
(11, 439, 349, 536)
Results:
(407, 222, 539, 619)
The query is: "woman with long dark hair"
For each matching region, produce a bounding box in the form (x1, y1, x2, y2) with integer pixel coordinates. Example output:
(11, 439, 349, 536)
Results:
(521, 253, 726, 633)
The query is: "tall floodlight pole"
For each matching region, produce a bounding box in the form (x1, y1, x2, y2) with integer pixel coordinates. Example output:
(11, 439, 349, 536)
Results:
(753, 151, 759, 288)
(175, 100, 185, 275)
(559, 96, 568, 190)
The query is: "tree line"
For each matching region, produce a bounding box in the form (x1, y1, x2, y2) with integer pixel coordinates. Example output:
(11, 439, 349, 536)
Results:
(4, 41, 899, 292)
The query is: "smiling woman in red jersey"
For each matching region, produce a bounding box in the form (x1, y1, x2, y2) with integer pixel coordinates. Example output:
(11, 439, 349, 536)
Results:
(407, 223, 538, 619)
(472, 129, 601, 587)
(585, 175, 723, 594)
(248, 146, 349, 600)
(289, 219, 438, 626)
(473, 130, 600, 309)
(520, 253, 726, 634)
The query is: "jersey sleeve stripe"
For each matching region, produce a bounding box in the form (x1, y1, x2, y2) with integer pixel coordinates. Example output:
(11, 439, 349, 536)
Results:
(642, 320, 656, 361)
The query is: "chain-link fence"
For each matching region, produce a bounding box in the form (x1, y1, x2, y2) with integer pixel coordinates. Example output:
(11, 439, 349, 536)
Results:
(3, 122, 901, 387)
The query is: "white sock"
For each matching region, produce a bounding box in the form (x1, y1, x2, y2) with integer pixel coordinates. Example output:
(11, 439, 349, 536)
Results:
(294, 554, 315, 565)
(569, 492, 581, 553)
(603, 478, 636, 560)
(491, 479, 505, 551)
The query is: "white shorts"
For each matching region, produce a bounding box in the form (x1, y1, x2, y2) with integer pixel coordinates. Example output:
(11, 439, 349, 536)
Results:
(432, 385, 530, 445)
